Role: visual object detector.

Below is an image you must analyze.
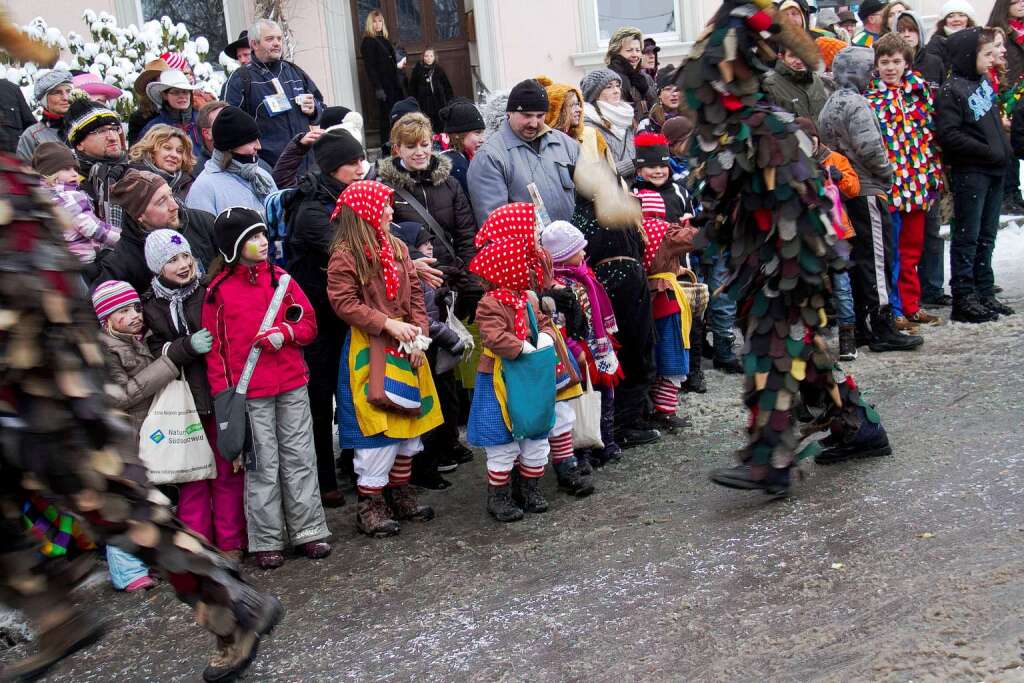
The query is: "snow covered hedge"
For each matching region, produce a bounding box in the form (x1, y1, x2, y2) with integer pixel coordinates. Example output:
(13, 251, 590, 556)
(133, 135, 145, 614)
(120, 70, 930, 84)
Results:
(0, 11, 236, 119)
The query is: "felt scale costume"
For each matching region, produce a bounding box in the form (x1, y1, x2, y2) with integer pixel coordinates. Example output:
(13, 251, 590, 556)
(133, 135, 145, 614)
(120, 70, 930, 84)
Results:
(677, 0, 893, 494)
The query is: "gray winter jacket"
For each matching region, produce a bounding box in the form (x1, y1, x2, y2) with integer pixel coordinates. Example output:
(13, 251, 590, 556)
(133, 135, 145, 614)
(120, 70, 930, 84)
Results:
(467, 118, 581, 225)
(817, 47, 893, 197)
(100, 329, 178, 440)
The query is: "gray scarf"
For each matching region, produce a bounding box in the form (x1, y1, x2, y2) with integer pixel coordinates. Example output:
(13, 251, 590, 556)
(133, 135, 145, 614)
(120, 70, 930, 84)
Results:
(150, 276, 201, 335)
(143, 158, 185, 194)
(212, 149, 275, 200)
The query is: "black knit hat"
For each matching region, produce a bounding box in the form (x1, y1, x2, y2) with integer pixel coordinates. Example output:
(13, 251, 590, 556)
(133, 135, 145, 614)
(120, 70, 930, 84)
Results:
(314, 128, 364, 174)
(212, 105, 260, 152)
(390, 97, 420, 124)
(318, 105, 352, 130)
(858, 0, 887, 21)
(634, 131, 671, 169)
(506, 79, 549, 113)
(655, 65, 677, 92)
(214, 206, 267, 264)
(63, 96, 121, 148)
(440, 97, 484, 133)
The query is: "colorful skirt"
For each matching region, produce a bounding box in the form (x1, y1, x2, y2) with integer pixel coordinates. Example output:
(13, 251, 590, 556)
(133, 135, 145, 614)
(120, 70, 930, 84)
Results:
(654, 312, 689, 379)
(467, 372, 515, 447)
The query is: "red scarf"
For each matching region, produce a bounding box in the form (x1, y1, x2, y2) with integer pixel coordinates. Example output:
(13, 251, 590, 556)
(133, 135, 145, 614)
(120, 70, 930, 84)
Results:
(1011, 19, 1024, 45)
(332, 180, 401, 300)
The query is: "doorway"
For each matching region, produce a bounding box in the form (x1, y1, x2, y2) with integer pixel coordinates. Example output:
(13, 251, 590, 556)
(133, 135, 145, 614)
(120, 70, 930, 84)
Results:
(351, 0, 473, 144)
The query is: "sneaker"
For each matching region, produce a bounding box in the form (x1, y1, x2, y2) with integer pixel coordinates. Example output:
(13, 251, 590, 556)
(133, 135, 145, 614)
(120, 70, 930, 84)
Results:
(124, 575, 157, 592)
(921, 293, 953, 307)
(951, 295, 999, 324)
(253, 551, 285, 570)
(648, 411, 690, 434)
(893, 315, 920, 334)
(615, 426, 661, 449)
(384, 485, 435, 522)
(299, 541, 332, 560)
(713, 357, 744, 374)
(0, 610, 106, 681)
(552, 458, 595, 498)
(356, 494, 401, 537)
(905, 310, 941, 325)
(708, 465, 790, 497)
(486, 484, 524, 522)
(436, 455, 459, 473)
(980, 296, 1015, 316)
(838, 324, 857, 361)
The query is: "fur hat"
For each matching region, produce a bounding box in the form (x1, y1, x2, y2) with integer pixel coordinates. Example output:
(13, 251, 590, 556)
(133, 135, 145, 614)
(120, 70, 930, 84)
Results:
(92, 280, 140, 324)
(31, 141, 78, 177)
(33, 69, 73, 103)
(580, 68, 621, 103)
(506, 78, 549, 113)
(536, 76, 584, 140)
(145, 229, 192, 275)
(540, 220, 587, 263)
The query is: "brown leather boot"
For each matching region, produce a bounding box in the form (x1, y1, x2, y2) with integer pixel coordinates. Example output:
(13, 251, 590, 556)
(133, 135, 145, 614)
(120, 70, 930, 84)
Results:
(356, 494, 401, 537)
(202, 628, 259, 683)
(384, 485, 435, 522)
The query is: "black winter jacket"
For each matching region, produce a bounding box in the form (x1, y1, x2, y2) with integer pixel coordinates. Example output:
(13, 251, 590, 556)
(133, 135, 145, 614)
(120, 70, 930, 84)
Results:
(92, 203, 218, 294)
(632, 178, 695, 224)
(924, 32, 951, 77)
(410, 62, 454, 131)
(361, 35, 404, 101)
(0, 80, 34, 154)
(142, 282, 213, 414)
(935, 28, 1013, 176)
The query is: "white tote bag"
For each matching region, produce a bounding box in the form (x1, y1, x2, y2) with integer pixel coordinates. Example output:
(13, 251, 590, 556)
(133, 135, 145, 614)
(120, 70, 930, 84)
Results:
(571, 365, 604, 450)
(139, 377, 216, 484)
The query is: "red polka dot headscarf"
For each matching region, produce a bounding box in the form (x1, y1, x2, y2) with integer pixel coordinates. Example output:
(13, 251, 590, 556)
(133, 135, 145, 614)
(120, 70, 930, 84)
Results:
(332, 180, 400, 299)
(469, 203, 544, 339)
(641, 217, 671, 273)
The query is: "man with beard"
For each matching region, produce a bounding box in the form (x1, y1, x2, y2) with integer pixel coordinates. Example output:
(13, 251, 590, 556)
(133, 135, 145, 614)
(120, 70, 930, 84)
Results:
(64, 98, 133, 230)
(93, 169, 216, 292)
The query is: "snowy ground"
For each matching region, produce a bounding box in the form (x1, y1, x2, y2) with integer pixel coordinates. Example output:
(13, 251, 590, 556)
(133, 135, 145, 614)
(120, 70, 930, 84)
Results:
(2, 225, 1023, 681)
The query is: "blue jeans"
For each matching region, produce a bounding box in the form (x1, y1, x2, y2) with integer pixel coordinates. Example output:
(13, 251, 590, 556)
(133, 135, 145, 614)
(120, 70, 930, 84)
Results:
(889, 211, 904, 317)
(702, 249, 738, 361)
(949, 170, 1003, 299)
(832, 270, 855, 326)
(106, 545, 149, 590)
(919, 202, 946, 301)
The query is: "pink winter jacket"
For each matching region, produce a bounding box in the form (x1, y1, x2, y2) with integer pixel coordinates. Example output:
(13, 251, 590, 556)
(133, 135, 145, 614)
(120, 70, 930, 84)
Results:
(202, 261, 317, 399)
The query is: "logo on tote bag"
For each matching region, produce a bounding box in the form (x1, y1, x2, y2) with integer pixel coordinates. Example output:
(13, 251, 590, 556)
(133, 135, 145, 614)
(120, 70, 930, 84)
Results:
(149, 429, 166, 444)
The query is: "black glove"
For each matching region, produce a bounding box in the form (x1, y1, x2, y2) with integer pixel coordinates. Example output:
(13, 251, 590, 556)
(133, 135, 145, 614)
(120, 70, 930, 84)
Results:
(827, 165, 843, 183)
(375, 88, 386, 101)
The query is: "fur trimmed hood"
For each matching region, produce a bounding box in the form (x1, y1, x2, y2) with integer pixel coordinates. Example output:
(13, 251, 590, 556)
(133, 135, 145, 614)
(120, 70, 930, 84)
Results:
(376, 152, 453, 190)
(536, 75, 585, 141)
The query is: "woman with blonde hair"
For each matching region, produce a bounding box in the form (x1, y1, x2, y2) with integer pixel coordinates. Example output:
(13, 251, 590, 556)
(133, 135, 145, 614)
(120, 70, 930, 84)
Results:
(361, 9, 406, 155)
(129, 123, 197, 198)
(604, 26, 654, 122)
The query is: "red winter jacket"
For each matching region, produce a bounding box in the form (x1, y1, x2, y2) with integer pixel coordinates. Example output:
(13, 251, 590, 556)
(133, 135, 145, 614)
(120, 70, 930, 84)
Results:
(202, 261, 317, 399)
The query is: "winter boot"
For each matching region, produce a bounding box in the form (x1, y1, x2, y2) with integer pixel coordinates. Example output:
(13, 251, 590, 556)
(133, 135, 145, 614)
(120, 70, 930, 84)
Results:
(838, 324, 858, 361)
(951, 294, 999, 323)
(0, 610, 106, 682)
(518, 475, 550, 513)
(553, 457, 595, 498)
(980, 296, 1015, 316)
(815, 403, 893, 465)
(868, 306, 924, 352)
(682, 363, 707, 393)
(486, 484, 524, 523)
(712, 356, 744, 374)
(708, 464, 791, 497)
(684, 320, 708, 393)
(197, 590, 282, 683)
(384, 485, 435, 522)
(202, 628, 259, 683)
(356, 494, 401, 537)
(649, 411, 690, 433)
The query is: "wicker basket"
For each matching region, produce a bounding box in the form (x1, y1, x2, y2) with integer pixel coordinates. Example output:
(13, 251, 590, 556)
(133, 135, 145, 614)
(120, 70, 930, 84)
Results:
(678, 268, 709, 319)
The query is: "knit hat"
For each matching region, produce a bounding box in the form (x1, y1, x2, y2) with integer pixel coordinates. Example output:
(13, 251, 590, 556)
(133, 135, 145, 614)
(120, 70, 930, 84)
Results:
(506, 78, 549, 113)
(858, 0, 888, 21)
(635, 132, 671, 169)
(212, 105, 259, 151)
(31, 141, 78, 177)
(661, 116, 693, 145)
(110, 170, 167, 221)
(92, 280, 141, 324)
(33, 69, 73, 103)
(940, 0, 975, 21)
(145, 229, 192, 275)
(319, 105, 352, 129)
(63, 97, 121, 148)
(390, 97, 420, 124)
(634, 189, 667, 219)
(214, 206, 267, 264)
(816, 36, 848, 71)
(580, 68, 621, 103)
(440, 97, 485, 133)
(536, 76, 584, 139)
(655, 65, 677, 92)
(540, 220, 587, 263)
(160, 52, 189, 71)
(313, 128, 364, 174)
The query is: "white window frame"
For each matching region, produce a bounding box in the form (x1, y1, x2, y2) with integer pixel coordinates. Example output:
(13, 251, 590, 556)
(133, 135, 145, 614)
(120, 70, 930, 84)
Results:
(572, 0, 705, 69)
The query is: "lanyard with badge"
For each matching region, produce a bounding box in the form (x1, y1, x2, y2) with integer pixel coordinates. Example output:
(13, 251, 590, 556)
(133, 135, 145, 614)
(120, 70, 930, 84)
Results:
(264, 77, 293, 117)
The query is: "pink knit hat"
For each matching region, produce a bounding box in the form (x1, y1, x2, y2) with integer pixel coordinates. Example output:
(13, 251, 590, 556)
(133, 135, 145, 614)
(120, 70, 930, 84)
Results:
(160, 52, 189, 71)
(91, 280, 141, 324)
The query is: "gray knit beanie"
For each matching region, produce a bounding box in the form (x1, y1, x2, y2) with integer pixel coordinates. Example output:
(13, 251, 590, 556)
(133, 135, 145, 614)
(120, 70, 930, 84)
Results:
(580, 68, 622, 103)
(34, 69, 73, 103)
(145, 229, 193, 275)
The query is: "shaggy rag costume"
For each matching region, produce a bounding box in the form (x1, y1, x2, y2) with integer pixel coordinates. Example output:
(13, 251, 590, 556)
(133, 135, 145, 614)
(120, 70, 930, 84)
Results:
(680, 1, 891, 493)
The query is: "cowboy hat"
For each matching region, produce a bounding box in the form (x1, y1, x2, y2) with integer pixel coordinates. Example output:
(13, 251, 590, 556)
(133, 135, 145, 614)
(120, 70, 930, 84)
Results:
(133, 59, 169, 98)
(145, 69, 197, 107)
(223, 30, 248, 60)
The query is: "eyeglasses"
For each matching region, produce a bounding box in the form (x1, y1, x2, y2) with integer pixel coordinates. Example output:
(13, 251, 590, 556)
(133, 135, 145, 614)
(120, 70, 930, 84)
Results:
(90, 124, 122, 138)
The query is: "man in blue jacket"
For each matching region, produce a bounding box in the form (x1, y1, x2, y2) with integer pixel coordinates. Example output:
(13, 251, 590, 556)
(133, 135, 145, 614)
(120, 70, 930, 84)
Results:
(222, 18, 323, 167)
